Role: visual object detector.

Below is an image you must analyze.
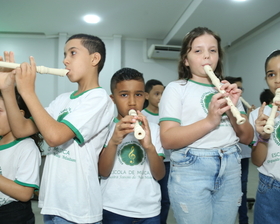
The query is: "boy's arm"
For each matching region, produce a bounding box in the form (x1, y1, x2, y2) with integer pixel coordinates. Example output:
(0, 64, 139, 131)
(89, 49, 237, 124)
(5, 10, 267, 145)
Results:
(98, 116, 135, 177)
(137, 111, 165, 181)
(144, 144, 165, 181)
(13, 57, 75, 147)
(98, 142, 118, 177)
(0, 52, 38, 138)
(0, 175, 34, 202)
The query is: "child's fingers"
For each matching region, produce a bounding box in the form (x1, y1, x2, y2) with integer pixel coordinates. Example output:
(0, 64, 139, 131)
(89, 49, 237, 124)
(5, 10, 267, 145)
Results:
(3, 51, 14, 63)
(258, 102, 266, 118)
(29, 56, 37, 74)
(8, 52, 15, 63)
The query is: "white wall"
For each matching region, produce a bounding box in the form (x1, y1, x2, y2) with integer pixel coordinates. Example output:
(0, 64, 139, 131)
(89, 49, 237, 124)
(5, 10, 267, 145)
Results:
(224, 17, 280, 107)
(0, 34, 178, 106)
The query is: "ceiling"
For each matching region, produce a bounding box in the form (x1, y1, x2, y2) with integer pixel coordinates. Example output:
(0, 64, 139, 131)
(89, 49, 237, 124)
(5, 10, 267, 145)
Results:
(1, 0, 280, 47)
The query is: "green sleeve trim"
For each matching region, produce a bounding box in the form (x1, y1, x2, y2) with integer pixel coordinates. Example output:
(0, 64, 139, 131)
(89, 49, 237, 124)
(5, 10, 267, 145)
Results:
(159, 117, 181, 124)
(158, 153, 165, 159)
(248, 141, 255, 148)
(240, 111, 246, 115)
(14, 179, 39, 190)
(61, 120, 84, 144)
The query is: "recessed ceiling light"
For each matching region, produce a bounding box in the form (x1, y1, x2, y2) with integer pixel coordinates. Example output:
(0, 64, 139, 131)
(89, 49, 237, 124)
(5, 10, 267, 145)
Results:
(233, 0, 247, 1)
(83, 14, 101, 24)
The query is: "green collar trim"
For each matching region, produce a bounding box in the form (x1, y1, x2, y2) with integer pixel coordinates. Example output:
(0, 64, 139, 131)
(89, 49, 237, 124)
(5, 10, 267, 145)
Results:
(189, 79, 215, 87)
(0, 138, 28, 150)
(70, 87, 102, 99)
(144, 108, 158, 116)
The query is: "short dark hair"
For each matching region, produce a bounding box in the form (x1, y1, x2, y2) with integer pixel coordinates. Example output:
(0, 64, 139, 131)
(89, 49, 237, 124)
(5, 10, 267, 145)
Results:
(178, 27, 223, 80)
(224, 76, 242, 84)
(66, 34, 106, 73)
(110, 68, 144, 94)
(0, 88, 43, 151)
(145, 79, 164, 93)
(260, 89, 274, 105)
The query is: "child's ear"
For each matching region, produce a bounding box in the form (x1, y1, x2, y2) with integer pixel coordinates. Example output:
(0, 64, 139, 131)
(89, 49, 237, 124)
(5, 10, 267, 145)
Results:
(91, 52, 101, 67)
(145, 92, 149, 100)
(110, 94, 116, 104)
(184, 58, 189, 66)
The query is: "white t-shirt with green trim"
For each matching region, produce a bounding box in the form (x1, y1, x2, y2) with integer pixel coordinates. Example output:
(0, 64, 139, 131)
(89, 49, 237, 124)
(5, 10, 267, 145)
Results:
(101, 118, 164, 218)
(249, 105, 280, 181)
(159, 80, 245, 149)
(39, 88, 114, 223)
(141, 108, 160, 124)
(141, 108, 171, 162)
(0, 138, 41, 207)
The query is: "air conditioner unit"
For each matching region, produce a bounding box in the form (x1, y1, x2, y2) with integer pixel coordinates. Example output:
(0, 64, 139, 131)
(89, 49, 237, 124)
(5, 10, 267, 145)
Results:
(148, 44, 181, 60)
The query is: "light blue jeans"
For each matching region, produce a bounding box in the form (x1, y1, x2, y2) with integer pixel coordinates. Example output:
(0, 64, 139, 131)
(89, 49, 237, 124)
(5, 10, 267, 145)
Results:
(43, 215, 102, 224)
(254, 173, 280, 224)
(168, 145, 242, 224)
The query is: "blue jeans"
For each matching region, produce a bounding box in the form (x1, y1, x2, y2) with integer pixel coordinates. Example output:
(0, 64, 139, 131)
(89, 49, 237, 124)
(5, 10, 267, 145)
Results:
(43, 215, 101, 224)
(254, 173, 280, 224)
(102, 209, 160, 224)
(168, 145, 242, 224)
(158, 161, 170, 224)
(239, 158, 249, 224)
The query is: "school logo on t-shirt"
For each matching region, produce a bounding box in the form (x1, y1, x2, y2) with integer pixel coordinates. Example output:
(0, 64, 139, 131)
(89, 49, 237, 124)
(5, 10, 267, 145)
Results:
(201, 91, 214, 114)
(118, 142, 145, 166)
(273, 120, 280, 146)
(201, 91, 228, 124)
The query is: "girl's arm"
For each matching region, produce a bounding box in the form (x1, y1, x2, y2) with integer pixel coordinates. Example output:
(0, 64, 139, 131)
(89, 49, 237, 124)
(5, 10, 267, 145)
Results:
(251, 103, 271, 166)
(227, 112, 253, 145)
(161, 92, 230, 149)
(221, 81, 254, 145)
(2, 85, 39, 138)
(98, 116, 135, 177)
(0, 175, 34, 202)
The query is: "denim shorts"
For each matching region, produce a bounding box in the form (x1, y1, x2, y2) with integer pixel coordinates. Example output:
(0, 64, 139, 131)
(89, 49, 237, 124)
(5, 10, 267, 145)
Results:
(254, 173, 280, 224)
(168, 145, 242, 224)
(43, 215, 101, 224)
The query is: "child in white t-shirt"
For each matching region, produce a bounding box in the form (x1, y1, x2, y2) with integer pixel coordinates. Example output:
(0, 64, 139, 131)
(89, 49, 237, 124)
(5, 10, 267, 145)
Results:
(0, 88, 42, 224)
(0, 35, 114, 224)
(249, 50, 280, 224)
(99, 68, 165, 223)
(142, 79, 171, 223)
(159, 27, 253, 224)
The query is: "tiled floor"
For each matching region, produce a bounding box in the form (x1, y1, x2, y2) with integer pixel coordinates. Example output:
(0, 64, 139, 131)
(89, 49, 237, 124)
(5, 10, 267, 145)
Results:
(32, 159, 258, 224)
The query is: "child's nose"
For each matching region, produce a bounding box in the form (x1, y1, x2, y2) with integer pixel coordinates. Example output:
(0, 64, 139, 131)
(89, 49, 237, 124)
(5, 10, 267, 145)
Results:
(129, 96, 136, 105)
(204, 51, 210, 59)
(63, 57, 69, 66)
(275, 73, 280, 83)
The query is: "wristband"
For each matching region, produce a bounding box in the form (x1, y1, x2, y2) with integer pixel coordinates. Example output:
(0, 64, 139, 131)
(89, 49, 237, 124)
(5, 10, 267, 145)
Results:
(253, 134, 270, 146)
